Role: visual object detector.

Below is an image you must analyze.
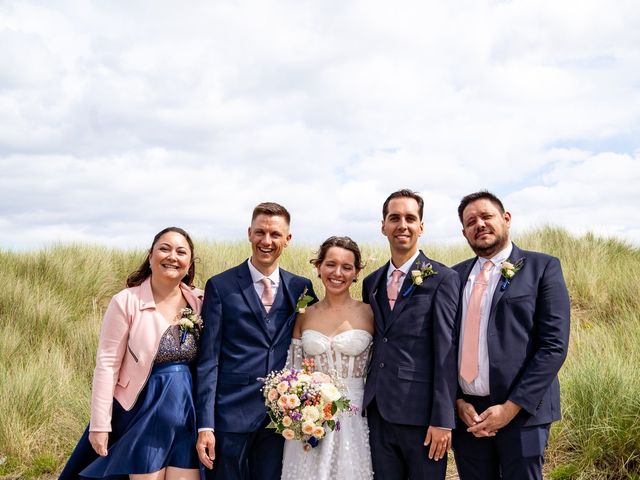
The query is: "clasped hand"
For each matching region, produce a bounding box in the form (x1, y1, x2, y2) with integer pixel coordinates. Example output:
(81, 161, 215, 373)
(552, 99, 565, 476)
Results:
(456, 399, 521, 437)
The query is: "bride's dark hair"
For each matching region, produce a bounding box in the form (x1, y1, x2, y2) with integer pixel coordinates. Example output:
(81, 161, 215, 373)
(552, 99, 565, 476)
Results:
(310, 236, 364, 271)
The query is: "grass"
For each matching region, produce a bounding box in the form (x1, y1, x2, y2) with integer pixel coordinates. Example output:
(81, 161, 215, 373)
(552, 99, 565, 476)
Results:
(0, 227, 639, 479)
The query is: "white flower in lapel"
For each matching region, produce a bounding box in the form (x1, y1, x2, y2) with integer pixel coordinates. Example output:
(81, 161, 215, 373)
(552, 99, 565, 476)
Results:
(499, 258, 524, 291)
(403, 262, 438, 297)
(296, 286, 314, 313)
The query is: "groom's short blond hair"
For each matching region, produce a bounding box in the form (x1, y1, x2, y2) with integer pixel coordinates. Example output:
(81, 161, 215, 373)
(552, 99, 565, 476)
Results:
(251, 202, 291, 225)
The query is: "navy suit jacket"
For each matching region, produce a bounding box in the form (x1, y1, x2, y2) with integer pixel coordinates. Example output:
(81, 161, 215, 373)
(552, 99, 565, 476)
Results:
(452, 243, 570, 427)
(362, 251, 460, 429)
(196, 261, 315, 433)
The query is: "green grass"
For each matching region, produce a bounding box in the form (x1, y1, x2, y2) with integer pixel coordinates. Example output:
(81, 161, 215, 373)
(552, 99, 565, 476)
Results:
(0, 227, 639, 479)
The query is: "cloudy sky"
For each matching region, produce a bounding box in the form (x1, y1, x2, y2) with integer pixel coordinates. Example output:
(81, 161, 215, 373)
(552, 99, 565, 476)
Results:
(1, 0, 639, 251)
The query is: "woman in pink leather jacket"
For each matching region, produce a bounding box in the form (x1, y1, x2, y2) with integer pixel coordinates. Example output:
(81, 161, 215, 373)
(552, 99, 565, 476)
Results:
(59, 227, 204, 480)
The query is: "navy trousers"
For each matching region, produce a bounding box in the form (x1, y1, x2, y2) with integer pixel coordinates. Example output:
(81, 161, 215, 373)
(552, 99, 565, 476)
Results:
(453, 395, 550, 480)
(367, 400, 448, 480)
(204, 419, 284, 480)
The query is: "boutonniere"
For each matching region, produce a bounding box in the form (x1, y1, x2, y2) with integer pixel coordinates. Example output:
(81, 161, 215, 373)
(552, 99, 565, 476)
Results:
(402, 262, 438, 297)
(296, 287, 314, 313)
(499, 258, 524, 291)
(177, 307, 203, 343)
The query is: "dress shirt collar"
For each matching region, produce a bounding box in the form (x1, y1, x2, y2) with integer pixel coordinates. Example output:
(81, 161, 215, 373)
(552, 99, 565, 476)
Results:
(477, 242, 513, 270)
(247, 258, 280, 286)
(386, 250, 421, 280)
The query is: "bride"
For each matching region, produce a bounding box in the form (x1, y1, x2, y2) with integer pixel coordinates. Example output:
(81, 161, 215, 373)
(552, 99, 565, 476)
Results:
(282, 236, 374, 480)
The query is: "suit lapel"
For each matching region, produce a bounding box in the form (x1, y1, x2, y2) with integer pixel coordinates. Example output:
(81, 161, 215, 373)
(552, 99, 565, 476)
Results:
(237, 262, 271, 338)
(489, 243, 525, 314)
(368, 263, 388, 334)
(279, 270, 298, 311)
(272, 270, 298, 345)
(455, 258, 477, 328)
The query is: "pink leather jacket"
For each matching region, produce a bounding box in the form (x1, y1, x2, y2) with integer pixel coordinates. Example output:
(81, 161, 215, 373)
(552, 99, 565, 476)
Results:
(89, 277, 204, 432)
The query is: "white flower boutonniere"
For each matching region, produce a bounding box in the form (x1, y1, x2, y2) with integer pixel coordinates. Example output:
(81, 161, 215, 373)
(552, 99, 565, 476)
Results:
(403, 262, 438, 297)
(296, 287, 314, 313)
(499, 258, 524, 291)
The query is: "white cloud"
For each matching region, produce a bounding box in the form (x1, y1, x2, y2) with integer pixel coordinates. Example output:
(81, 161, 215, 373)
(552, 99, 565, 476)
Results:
(0, 0, 639, 251)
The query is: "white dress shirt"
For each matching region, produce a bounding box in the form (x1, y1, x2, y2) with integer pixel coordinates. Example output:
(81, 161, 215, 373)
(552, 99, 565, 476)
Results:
(458, 243, 513, 396)
(247, 258, 281, 298)
(386, 250, 421, 289)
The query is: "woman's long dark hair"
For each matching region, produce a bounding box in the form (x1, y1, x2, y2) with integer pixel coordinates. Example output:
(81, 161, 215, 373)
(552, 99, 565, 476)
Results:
(126, 227, 196, 288)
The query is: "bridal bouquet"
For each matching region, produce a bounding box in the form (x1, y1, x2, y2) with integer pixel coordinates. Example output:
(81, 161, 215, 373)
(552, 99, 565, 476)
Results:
(262, 358, 356, 449)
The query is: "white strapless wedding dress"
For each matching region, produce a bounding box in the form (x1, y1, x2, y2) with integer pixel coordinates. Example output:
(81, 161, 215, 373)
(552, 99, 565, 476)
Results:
(281, 329, 374, 480)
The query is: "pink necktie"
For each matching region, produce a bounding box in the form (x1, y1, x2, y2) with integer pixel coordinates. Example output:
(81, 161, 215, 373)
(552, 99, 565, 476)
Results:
(260, 278, 274, 313)
(460, 260, 494, 384)
(387, 270, 404, 310)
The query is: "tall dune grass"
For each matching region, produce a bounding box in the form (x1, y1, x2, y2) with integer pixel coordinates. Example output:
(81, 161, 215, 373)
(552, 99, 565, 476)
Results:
(0, 228, 639, 478)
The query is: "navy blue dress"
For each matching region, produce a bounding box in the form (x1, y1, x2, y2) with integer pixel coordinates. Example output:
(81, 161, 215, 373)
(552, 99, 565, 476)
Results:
(59, 326, 199, 479)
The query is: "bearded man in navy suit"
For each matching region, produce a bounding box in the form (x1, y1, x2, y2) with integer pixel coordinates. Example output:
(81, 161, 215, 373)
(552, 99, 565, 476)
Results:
(362, 189, 459, 480)
(452, 191, 570, 480)
(195, 202, 316, 480)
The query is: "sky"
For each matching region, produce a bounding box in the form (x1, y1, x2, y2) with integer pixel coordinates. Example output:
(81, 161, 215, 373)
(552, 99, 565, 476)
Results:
(1, 0, 639, 251)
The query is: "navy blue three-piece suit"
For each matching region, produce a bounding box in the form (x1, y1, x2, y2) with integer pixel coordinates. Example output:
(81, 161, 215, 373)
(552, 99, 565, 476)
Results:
(451, 243, 570, 480)
(196, 260, 315, 480)
(362, 251, 460, 480)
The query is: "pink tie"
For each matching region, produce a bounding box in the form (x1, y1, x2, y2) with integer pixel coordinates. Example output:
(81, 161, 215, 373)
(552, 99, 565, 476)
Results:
(460, 260, 494, 384)
(260, 278, 274, 313)
(387, 270, 404, 310)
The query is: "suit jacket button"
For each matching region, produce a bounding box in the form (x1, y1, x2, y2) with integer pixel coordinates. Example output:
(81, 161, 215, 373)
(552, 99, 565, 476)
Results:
(379, 362, 385, 368)
(382, 337, 388, 343)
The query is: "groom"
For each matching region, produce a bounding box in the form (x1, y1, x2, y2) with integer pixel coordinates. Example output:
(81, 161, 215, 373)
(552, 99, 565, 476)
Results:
(363, 189, 459, 479)
(195, 202, 316, 480)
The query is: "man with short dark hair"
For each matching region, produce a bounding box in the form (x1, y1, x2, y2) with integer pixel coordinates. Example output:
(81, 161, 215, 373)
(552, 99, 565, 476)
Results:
(363, 189, 459, 479)
(196, 202, 316, 480)
(452, 191, 570, 480)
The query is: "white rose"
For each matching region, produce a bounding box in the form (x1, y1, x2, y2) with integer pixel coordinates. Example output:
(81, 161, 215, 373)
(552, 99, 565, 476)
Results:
(319, 383, 341, 402)
(302, 405, 320, 422)
(297, 374, 311, 384)
(504, 269, 515, 278)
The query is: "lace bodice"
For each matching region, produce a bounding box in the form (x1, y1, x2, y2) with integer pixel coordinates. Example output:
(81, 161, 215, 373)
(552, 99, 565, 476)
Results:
(286, 329, 373, 379)
(282, 328, 374, 480)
